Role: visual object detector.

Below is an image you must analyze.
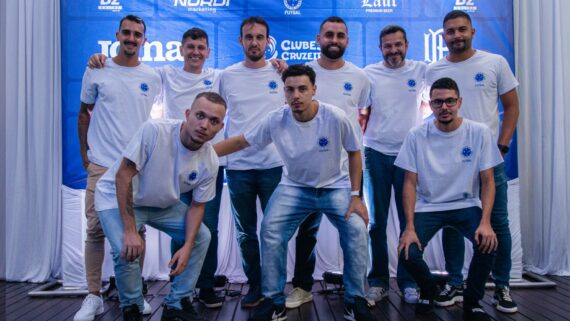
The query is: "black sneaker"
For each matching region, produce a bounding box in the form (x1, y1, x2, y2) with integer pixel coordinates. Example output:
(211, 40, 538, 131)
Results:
(241, 285, 264, 308)
(464, 303, 491, 321)
(415, 298, 434, 315)
(198, 288, 224, 308)
(343, 296, 376, 321)
(248, 298, 286, 321)
(123, 304, 142, 321)
(493, 286, 518, 313)
(161, 297, 206, 321)
(434, 283, 463, 307)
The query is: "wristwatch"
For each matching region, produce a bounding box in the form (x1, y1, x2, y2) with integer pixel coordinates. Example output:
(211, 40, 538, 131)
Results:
(497, 144, 510, 154)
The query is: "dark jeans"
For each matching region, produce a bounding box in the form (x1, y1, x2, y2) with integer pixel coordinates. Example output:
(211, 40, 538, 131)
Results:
(226, 167, 282, 287)
(291, 212, 321, 291)
(174, 166, 225, 289)
(400, 207, 495, 303)
(363, 147, 417, 290)
(442, 163, 512, 288)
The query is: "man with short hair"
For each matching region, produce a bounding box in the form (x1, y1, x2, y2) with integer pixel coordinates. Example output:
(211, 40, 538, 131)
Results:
(426, 10, 520, 313)
(285, 16, 371, 309)
(215, 64, 375, 321)
(95, 92, 226, 321)
(360, 24, 425, 305)
(75, 14, 160, 321)
(218, 16, 285, 307)
(397, 77, 501, 321)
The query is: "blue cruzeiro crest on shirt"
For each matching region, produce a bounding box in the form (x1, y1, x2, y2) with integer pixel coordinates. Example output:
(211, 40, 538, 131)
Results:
(140, 83, 149, 92)
(318, 136, 329, 152)
(343, 82, 353, 92)
(188, 170, 198, 182)
(462, 146, 472, 158)
(474, 72, 485, 82)
(203, 79, 213, 87)
(407, 79, 417, 88)
(268, 80, 278, 90)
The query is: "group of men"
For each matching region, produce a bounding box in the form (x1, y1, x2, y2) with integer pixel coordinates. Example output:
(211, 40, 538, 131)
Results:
(75, 9, 519, 321)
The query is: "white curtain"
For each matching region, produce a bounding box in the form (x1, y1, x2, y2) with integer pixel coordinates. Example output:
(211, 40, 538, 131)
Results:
(515, 0, 570, 275)
(3, 0, 62, 281)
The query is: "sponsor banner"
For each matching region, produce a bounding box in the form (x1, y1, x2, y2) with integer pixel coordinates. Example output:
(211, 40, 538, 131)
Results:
(157, 0, 244, 18)
(336, 0, 421, 18)
(424, 0, 512, 18)
(63, 0, 154, 17)
(246, 0, 333, 17)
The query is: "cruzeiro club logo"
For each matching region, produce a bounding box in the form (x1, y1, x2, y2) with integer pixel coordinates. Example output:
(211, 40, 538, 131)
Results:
(474, 72, 485, 82)
(188, 170, 198, 181)
(407, 79, 417, 88)
(140, 83, 149, 92)
(284, 0, 302, 10)
(268, 80, 278, 91)
(318, 137, 329, 150)
(344, 82, 353, 92)
(462, 146, 472, 158)
(265, 36, 278, 60)
(203, 79, 213, 87)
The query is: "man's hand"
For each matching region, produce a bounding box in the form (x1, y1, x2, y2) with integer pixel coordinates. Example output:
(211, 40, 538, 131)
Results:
(270, 59, 288, 74)
(88, 54, 108, 69)
(474, 223, 497, 254)
(398, 228, 422, 260)
(169, 244, 192, 276)
(81, 153, 90, 171)
(121, 230, 144, 262)
(345, 196, 369, 225)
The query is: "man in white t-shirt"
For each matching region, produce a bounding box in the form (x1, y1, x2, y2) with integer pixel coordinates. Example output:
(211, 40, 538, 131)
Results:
(426, 10, 520, 313)
(215, 64, 375, 321)
(218, 16, 285, 308)
(95, 92, 226, 321)
(396, 77, 501, 321)
(360, 25, 426, 305)
(286, 16, 371, 309)
(75, 15, 160, 321)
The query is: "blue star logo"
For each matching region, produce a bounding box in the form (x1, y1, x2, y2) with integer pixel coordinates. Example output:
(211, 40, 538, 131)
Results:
(408, 79, 416, 88)
(344, 82, 353, 92)
(318, 137, 329, 147)
(462, 147, 472, 158)
(203, 79, 212, 86)
(188, 171, 198, 181)
(474, 72, 485, 82)
(269, 80, 278, 90)
(140, 83, 149, 92)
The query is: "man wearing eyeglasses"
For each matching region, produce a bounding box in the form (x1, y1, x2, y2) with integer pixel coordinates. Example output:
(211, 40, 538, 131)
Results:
(426, 10, 520, 314)
(396, 77, 502, 321)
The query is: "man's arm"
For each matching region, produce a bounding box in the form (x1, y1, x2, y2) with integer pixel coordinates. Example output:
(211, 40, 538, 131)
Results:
(398, 170, 422, 259)
(115, 158, 142, 262)
(358, 107, 370, 133)
(169, 200, 206, 276)
(78, 102, 95, 170)
(345, 150, 369, 225)
(87, 54, 108, 69)
(213, 134, 250, 157)
(498, 89, 520, 157)
(474, 167, 497, 254)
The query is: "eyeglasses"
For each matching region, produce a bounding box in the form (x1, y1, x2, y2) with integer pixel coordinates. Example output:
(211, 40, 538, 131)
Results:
(429, 97, 459, 109)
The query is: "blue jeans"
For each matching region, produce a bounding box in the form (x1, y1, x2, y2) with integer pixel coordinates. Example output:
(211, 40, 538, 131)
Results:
(363, 147, 417, 291)
(176, 166, 224, 290)
(291, 212, 321, 291)
(98, 202, 210, 310)
(400, 207, 495, 303)
(226, 167, 282, 287)
(261, 185, 368, 305)
(442, 163, 512, 287)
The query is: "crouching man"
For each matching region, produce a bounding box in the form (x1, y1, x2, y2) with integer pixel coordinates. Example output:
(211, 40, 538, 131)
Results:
(396, 77, 502, 321)
(94, 92, 226, 321)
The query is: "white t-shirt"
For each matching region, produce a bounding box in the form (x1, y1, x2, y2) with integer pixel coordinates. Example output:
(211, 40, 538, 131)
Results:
(219, 62, 284, 170)
(95, 119, 219, 211)
(156, 65, 226, 165)
(364, 59, 426, 156)
(244, 101, 361, 189)
(81, 60, 161, 168)
(395, 119, 503, 213)
(426, 50, 519, 141)
(306, 60, 371, 125)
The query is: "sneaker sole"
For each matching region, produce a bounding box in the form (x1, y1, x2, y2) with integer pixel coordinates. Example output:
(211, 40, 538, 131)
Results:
(199, 299, 224, 308)
(434, 296, 463, 307)
(492, 299, 518, 313)
(285, 295, 313, 309)
(241, 297, 264, 308)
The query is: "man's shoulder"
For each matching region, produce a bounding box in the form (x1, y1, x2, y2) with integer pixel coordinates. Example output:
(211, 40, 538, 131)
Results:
(462, 118, 491, 134)
(320, 101, 350, 120)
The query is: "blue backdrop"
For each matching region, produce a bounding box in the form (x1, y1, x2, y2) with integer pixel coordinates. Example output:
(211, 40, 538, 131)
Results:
(61, 0, 516, 189)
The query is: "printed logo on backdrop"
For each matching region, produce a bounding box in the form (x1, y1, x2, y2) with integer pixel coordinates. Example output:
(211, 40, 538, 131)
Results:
(98, 0, 122, 12)
(454, 0, 477, 12)
(361, 0, 398, 13)
(98, 40, 183, 62)
(424, 28, 448, 64)
(284, 0, 302, 15)
(266, 36, 320, 62)
(173, 0, 231, 13)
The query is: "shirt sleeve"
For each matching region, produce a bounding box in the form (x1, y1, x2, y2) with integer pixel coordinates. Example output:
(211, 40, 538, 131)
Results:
(243, 112, 273, 149)
(478, 125, 504, 171)
(80, 68, 97, 104)
(357, 72, 372, 109)
(394, 131, 418, 173)
(191, 151, 219, 203)
(340, 112, 362, 152)
(497, 56, 519, 95)
(122, 121, 157, 172)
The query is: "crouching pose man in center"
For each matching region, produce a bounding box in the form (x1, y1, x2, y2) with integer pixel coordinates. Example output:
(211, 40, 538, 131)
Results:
(396, 77, 501, 321)
(94, 92, 226, 321)
(215, 64, 375, 321)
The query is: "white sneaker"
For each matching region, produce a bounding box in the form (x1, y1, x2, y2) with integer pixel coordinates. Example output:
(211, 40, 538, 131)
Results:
(73, 294, 104, 321)
(143, 299, 152, 315)
(403, 288, 419, 304)
(285, 287, 313, 309)
(365, 287, 388, 306)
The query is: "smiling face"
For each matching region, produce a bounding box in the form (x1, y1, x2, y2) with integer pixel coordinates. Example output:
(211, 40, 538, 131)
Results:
(317, 21, 348, 60)
(180, 37, 210, 73)
(116, 19, 146, 58)
(443, 17, 475, 55)
(380, 30, 408, 69)
(239, 22, 269, 63)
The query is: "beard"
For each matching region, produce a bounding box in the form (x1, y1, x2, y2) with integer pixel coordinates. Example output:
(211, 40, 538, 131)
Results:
(246, 46, 264, 62)
(447, 39, 470, 54)
(321, 44, 346, 60)
(383, 52, 405, 68)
